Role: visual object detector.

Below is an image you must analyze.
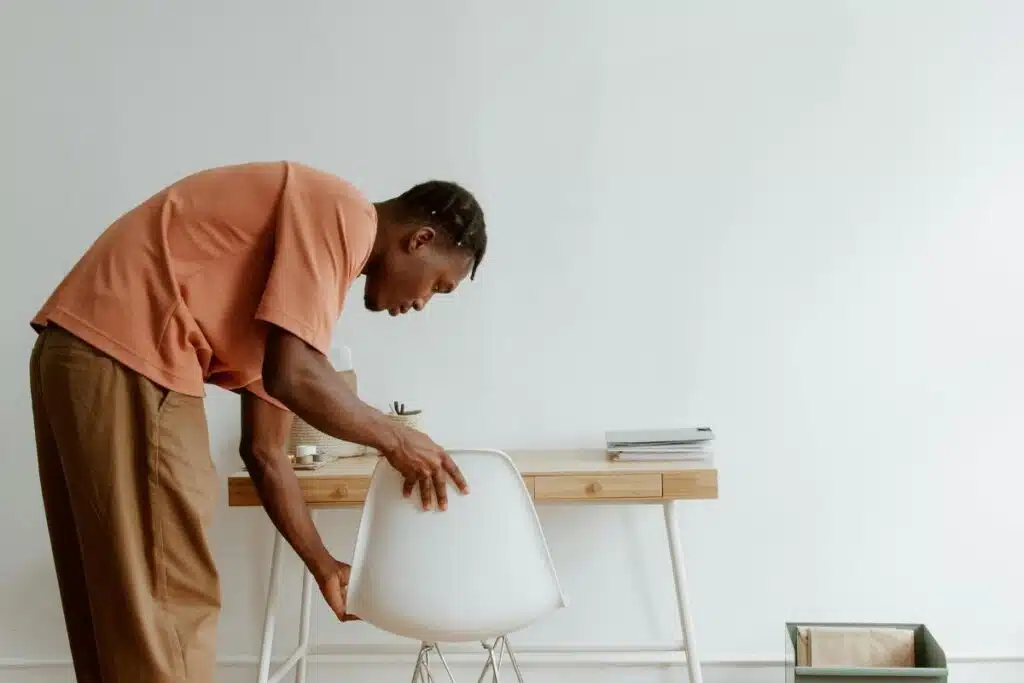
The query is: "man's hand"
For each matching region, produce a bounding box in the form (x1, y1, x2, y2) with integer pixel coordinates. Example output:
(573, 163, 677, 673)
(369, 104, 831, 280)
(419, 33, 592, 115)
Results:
(314, 557, 360, 622)
(263, 326, 471, 509)
(380, 428, 469, 511)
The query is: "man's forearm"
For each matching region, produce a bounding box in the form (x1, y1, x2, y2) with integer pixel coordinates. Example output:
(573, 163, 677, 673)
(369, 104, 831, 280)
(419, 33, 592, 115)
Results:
(242, 452, 335, 576)
(239, 391, 334, 579)
(264, 330, 403, 453)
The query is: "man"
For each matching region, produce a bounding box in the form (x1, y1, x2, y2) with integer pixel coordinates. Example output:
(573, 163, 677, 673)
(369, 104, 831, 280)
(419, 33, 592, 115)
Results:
(28, 161, 486, 683)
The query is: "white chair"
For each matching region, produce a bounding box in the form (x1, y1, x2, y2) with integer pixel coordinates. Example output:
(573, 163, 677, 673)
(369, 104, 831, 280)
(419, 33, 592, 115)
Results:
(346, 448, 566, 682)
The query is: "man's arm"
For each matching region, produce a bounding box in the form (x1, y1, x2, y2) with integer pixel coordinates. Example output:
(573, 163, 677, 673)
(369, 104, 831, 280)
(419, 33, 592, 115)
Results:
(262, 328, 403, 455)
(262, 325, 468, 510)
(238, 390, 356, 620)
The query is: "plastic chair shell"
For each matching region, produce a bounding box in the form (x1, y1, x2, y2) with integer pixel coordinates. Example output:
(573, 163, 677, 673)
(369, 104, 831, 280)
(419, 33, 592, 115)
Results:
(346, 449, 566, 642)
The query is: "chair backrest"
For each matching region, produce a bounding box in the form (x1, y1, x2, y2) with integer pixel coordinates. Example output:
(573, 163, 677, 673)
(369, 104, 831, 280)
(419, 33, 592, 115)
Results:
(346, 449, 566, 643)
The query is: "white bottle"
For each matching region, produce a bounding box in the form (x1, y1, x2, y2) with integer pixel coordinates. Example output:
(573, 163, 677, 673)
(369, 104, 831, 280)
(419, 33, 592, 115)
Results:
(330, 344, 353, 372)
(326, 343, 367, 457)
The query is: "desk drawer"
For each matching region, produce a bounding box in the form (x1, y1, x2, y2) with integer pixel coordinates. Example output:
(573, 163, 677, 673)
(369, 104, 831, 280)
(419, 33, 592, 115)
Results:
(663, 469, 718, 499)
(306, 478, 370, 506)
(533, 473, 662, 501)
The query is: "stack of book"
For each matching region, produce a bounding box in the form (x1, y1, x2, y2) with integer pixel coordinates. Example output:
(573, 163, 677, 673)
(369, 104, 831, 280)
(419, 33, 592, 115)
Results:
(605, 426, 715, 462)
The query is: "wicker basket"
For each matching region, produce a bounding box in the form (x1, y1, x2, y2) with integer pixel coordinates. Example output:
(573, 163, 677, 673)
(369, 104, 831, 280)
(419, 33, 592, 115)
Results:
(389, 412, 425, 432)
(287, 417, 367, 459)
(285, 369, 367, 458)
(358, 412, 427, 457)
(286, 413, 425, 459)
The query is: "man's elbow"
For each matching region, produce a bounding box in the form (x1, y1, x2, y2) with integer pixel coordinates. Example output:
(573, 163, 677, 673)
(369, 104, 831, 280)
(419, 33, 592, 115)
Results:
(239, 439, 283, 484)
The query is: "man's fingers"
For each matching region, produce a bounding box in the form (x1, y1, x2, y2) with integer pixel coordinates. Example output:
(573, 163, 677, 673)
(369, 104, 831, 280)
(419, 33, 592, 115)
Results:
(442, 455, 470, 494)
(402, 478, 415, 498)
(419, 478, 433, 510)
(325, 583, 347, 621)
(342, 613, 361, 622)
(432, 467, 448, 511)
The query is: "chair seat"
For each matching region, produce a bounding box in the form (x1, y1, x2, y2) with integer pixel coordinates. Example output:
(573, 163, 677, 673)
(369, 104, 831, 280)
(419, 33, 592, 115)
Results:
(346, 449, 565, 643)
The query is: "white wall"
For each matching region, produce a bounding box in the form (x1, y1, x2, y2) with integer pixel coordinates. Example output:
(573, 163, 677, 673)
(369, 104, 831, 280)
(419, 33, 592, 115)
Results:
(3, 1, 1023, 681)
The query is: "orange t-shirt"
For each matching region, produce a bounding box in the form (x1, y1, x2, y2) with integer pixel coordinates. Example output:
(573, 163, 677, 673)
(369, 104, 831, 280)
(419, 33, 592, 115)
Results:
(31, 161, 377, 407)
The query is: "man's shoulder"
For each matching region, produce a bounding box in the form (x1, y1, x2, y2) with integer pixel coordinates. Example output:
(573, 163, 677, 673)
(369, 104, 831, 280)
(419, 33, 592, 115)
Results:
(285, 162, 372, 210)
(170, 160, 365, 201)
(170, 159, 377, 227)
(173, 160, 287, 184)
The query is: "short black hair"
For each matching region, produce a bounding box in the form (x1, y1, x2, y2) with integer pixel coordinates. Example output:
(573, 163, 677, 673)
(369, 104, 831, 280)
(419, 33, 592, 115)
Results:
(392, 180, 487, 279)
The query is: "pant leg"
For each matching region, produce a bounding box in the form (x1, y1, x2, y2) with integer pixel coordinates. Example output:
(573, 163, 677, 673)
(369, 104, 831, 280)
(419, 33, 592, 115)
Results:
(31, 332, 104, 683)
(35, 327, 221, 683)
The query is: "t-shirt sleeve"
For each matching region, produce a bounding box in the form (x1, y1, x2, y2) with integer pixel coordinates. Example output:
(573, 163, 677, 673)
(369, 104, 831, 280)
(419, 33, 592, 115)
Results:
(254, 167, 349, 356)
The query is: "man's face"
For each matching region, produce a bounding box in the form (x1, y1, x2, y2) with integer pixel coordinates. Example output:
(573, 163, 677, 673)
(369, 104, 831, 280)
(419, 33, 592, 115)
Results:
(363, 227, 473, 316)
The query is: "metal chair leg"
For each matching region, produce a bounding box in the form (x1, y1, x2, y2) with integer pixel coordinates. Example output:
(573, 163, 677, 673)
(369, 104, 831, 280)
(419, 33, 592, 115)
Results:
(476, 642, 494, 683)
(434, 645, 457, 682)
(476, 637, 511, 683)
(476, 636, 525, 683)
(424, 648, 436, 683)
(502, 637, 525, 683)
(413, 643, 458, 683)
(411, 644, 429, 683)
(487, 645, 503, 683)
(477, 640, 500, 683)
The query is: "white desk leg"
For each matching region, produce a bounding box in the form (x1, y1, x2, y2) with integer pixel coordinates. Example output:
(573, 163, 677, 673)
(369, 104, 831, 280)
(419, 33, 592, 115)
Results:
(258, 531, 285, 683)
(294, 509, 317, 683)
(664, 500, 703, 683)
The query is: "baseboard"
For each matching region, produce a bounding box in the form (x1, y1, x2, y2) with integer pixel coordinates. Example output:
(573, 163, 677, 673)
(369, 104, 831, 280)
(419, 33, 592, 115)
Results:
(2, 650, 1022, 668)
(3, 656, 1023, 683)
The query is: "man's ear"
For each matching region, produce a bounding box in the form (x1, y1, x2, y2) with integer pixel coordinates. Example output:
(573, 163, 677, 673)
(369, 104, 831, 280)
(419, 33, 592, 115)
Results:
(407, 226, 437, 252)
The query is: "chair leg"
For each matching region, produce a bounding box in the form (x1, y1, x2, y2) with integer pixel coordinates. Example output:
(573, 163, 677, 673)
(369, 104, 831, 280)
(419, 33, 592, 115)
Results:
(434, 644, 457, 682)
(477, 641, 494, 683)
(411, 645, 428, 683)
(413, 643, 457, 683)
(479, 637, 518, 683)
(502, 637, 525, 683)
(487, 646, 503, 683)
(424, 648, 436, 683)
(476, 642, 493, 683)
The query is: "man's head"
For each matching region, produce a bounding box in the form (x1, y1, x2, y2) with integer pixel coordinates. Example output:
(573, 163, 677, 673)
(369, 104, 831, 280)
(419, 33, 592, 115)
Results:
(364, 180, 486, 316)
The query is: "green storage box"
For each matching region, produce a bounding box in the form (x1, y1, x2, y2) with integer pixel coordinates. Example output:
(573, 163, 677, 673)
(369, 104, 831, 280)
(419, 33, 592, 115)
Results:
(785, 623, 947, 683)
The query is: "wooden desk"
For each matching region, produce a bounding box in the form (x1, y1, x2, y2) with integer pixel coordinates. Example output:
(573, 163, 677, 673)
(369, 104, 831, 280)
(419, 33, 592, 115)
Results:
(229, 449, 718, 507)
(228, 449, 718, 683)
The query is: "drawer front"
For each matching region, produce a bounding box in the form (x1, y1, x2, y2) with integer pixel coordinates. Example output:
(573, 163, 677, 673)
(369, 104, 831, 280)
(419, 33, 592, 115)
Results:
(662, 470, 718, 500)
(533, 473, 662, 501)
(306, 478, 371, 506)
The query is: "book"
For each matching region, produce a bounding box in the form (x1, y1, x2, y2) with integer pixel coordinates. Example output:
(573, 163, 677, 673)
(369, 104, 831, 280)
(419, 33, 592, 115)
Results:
(607, 443, 708, 454)
(608, 450, 712, 462)
(605, 426, 715, 448)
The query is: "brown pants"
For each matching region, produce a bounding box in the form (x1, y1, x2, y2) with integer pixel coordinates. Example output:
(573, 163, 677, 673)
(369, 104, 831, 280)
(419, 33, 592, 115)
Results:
(30, 327, 220, 683)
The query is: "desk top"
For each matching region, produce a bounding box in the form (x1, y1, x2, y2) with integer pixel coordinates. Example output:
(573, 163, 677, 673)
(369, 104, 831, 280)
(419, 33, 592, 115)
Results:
(227, 449, 718, 508)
